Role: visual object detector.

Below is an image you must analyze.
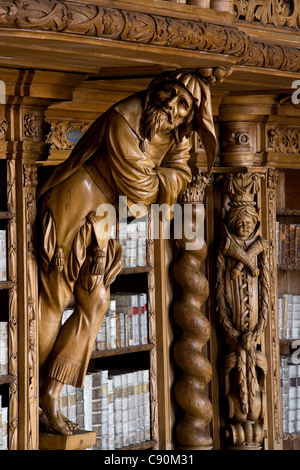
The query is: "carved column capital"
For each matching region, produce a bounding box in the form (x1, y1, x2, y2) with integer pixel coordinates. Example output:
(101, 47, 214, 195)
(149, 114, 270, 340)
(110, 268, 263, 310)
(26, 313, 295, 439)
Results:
(180, 168, 213, 204)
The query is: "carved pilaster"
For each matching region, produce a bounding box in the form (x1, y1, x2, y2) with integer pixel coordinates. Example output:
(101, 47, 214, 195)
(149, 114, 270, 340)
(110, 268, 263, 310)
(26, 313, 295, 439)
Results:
(216, 171, 269, 449)
(173, 168, 213, 449)
(7, 158, 18, 450)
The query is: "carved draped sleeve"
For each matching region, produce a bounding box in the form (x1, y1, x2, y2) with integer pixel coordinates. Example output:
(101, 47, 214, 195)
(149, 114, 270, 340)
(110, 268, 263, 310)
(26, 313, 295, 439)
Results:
(106, 110, 192, 208)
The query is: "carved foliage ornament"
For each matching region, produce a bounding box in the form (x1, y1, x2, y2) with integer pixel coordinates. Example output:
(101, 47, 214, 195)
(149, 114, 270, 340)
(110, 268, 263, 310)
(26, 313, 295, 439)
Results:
(268, 127, 300, 153)
(234, 0, 300, 30)
(45, 121, 91, 150)
(0, 0, 299, 72)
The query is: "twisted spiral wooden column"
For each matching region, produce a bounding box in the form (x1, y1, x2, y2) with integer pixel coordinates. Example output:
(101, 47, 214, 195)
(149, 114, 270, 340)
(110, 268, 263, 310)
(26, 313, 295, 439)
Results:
(173, 170, 213, 450)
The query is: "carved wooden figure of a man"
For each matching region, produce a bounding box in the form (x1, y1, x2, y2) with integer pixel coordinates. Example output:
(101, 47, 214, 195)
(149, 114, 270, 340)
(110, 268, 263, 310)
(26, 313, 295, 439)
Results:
(37, 70, 217, 435)
(216, 175, 269, 448)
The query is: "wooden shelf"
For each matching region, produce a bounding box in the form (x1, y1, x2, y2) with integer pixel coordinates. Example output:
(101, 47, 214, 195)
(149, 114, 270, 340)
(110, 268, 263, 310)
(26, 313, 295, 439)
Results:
(0, 211, 13, 220)
(283, 433, 300, 450)
(91, 343, 154, 359)
(0, 280, 16, 290)
(120, 266, 152, 275)
(277, 209, 300, 217)
(278, 264, 300, 271)
(120, 440, 156, 451)
(0, 374, 15, 385)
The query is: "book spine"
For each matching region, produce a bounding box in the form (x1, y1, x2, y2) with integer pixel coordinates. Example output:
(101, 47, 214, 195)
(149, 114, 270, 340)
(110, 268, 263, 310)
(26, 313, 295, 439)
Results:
(121, 372, 129, 448)
(108, 377, 115, 450)
(1, 405, 8, 450)
(83, 373, 93, 432)
(0, 230, 7, 281)
(293, 295, 300, 339)
(112, 373, 123, 449)
(127, 372, 136, 445)
(276, 221, 279, 265)
(91, 371, 102, 450)
(278, 295, 283, 340)
(143, 369, 151, 441)
(284, 224, 291, 266)
(0, 322, 8, 375)
(296, 225, 300, 268)
(67, 384, 77, 423)
(289, 363, 297, 433)
(279, 223, 286, 266)
(290, 224, 296, 266)
(99, 370, 109, 450)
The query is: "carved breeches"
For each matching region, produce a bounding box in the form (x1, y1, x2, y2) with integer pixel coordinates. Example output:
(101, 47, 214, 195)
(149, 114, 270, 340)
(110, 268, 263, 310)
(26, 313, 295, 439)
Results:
(39, 254, 111, 389)
(39, 216, 122, 389)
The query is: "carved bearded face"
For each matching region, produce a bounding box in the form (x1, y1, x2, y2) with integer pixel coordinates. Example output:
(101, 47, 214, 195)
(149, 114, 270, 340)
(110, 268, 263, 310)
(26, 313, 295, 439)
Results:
(145, 81, 195, 142)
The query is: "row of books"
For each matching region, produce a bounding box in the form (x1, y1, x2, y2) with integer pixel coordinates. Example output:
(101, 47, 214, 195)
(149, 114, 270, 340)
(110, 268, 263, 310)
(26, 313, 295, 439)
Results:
(278, 294, 300, 340)
(0, 396, 8, 450)
(276, 222, 300, 267)
(0, 230, 7, 281)
(0, 322, 8, 376)
(96, 293, 148, 350)
(62, 292, 149, 351)
(60, 368, 151, 450)
(112, 220, 147, 269)
(280, 356, 300, 434)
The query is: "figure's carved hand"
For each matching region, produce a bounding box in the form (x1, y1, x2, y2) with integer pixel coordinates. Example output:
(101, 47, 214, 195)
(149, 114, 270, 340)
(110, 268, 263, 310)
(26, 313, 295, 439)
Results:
(241, 331, 256, 351)
(231, 267, 242, 279)
(250, 265, 260, 277)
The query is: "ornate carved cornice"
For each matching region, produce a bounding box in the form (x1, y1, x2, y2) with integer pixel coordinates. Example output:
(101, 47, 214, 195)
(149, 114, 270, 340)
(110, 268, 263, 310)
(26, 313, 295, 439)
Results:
(0, 0, 299, 73)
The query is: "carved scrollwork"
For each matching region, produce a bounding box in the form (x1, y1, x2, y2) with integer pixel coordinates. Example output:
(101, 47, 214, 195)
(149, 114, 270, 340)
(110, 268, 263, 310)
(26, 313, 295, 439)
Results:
(268, 127, 300, 153)
(0, 0, 299, 72)
(0, 115, 8, 139)
(234, 0, 300, 30)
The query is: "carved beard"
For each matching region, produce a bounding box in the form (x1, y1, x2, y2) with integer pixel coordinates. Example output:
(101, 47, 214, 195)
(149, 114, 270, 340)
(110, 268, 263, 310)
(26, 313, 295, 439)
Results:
(145, 104, 172, 141)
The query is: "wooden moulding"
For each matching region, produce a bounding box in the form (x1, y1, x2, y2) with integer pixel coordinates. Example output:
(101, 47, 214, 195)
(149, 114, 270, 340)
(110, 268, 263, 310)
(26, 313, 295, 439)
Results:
(39, 430, 97, 451)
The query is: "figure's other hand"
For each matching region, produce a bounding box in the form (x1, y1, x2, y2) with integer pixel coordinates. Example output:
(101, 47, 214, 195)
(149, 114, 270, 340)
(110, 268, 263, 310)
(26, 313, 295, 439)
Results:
(231, 267, 242, 280)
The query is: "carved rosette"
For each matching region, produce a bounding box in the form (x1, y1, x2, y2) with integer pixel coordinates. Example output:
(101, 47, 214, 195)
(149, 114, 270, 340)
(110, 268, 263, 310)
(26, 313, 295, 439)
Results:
(173, 169, 213, 449)
(216, 172, 269, 449)
(221, 122, 255, 167)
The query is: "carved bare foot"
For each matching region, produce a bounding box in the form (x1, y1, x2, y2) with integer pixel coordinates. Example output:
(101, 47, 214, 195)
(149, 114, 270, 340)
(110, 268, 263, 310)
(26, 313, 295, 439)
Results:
(61, 415, 80, 433)
(40, 378, 72, 436)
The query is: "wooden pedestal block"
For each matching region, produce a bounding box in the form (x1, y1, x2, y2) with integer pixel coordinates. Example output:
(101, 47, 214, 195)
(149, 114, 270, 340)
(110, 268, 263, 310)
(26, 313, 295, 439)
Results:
(39, 430, 96, 450)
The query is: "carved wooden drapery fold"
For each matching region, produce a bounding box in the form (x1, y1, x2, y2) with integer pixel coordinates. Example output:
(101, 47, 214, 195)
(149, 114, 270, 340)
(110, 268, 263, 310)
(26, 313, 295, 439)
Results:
(173, 169, 213, 449)
(216, 172, 270, 449)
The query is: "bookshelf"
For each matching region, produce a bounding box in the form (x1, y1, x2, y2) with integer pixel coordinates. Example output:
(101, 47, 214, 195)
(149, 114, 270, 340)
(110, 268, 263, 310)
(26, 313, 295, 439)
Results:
(277, 169, 300, 450)
(57, 216, 159, 450)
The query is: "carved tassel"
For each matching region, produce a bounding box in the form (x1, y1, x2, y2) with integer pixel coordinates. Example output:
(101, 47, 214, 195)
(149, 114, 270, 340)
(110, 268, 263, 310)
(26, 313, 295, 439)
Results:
(52, 246, 64, 272)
